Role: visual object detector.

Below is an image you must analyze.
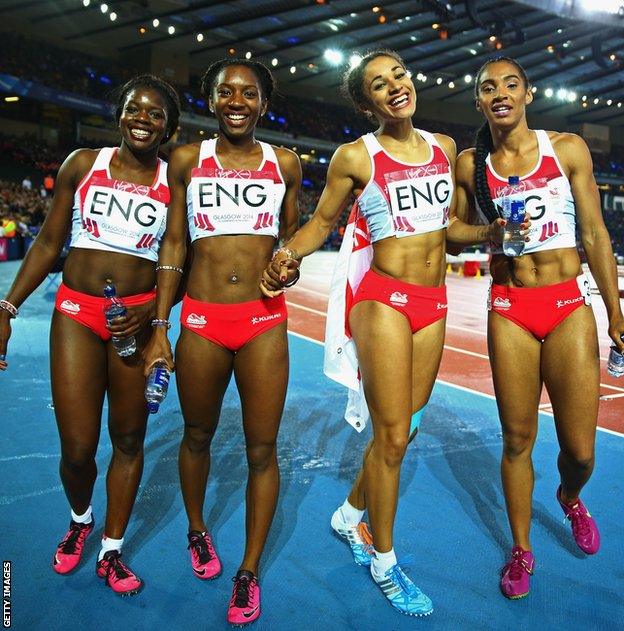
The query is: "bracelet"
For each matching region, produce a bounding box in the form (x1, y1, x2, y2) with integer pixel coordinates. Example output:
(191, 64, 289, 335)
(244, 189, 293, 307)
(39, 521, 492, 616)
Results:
(156, 265, 184, 274)
(282, 268, 301, 288)
(272, 247, 298, 261)
(151, 318, 172, 329)
(0, 300, 18, 318)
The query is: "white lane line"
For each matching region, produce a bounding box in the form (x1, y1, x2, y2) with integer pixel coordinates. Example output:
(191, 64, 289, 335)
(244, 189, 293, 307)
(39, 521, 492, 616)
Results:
(287, 331, 624, 438)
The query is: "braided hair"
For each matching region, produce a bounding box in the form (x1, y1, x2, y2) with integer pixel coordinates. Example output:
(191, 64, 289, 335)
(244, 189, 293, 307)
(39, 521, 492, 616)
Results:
(341, 49, 407, 115)
(114, 74, 181, 144)
(200, 59, 275, 102)
(473, 57, 530, 223)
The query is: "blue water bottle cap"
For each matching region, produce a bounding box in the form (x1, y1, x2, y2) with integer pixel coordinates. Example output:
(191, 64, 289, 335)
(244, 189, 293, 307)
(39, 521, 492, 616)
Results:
(508, 176, 520, 185)
(103, 283, 116, 299)
(148, 401, 159, 414)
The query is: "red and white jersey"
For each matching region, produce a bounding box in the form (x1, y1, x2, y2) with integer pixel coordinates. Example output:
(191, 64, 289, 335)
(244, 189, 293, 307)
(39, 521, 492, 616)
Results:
(70, 147, 169, 262)
(477, 129, 576, 254)
(356, 129, 453, 243)
(187, 138, 286, 241)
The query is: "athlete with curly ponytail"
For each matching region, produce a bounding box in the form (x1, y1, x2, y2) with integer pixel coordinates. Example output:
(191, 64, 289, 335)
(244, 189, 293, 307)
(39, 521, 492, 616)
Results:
(452, 57, 624, 599)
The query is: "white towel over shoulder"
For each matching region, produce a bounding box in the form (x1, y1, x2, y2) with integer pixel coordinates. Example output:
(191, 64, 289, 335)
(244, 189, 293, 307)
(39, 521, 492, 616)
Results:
(323, 204, 373, 432)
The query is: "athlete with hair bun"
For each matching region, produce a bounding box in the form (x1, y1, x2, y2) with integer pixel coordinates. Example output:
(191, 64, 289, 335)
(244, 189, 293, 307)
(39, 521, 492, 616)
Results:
(0, 75, 181, 595)
(142, 59, 300, 625)
(261, 49, 505, 617)
(452, 56, 624, 599)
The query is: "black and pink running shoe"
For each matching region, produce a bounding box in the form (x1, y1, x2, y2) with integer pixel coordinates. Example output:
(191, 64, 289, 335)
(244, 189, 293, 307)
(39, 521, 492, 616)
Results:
(96, 550, 143, 596)
(227, 570, 260, 626)
(52, 519, 95, 574)
(188, 530, 222, 580)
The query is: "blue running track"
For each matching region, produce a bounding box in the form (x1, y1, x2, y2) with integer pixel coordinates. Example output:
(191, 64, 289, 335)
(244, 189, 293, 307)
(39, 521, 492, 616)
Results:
(0, 260, 622, 630)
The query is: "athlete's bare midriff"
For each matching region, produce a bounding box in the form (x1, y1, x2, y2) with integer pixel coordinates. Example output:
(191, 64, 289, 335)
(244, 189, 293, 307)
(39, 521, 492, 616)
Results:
(187, 234, 276, 303)
(371, 228, 447, 286)
(490, 246, 582, 287)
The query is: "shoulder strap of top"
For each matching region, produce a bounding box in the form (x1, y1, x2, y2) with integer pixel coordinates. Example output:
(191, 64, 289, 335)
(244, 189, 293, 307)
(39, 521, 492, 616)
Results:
(534, 129, 554, 157)
(361, 132, 381, 158)
(198, 138, 216, 166)
(92, 146, 115, 171)
(259, 140, 276, 165)
(155, 158, 168, 187)
(414, 128, 437, 148)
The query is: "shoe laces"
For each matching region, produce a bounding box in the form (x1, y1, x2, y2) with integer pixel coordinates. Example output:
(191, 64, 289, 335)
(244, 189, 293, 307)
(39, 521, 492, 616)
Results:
(504, 549, 532, 581)
(231, 573, 257, 608)
(565, 504, 591, 538)
(58, 522, 88, 554)
(388, 565, 417, 596)
(105, 552, 133, 581)
(188, 532, 214, 564)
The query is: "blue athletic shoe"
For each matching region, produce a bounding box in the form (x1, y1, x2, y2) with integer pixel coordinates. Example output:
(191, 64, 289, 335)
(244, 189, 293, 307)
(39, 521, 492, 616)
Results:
(371, 564, 433, 617)
(330, 509, 374, 566)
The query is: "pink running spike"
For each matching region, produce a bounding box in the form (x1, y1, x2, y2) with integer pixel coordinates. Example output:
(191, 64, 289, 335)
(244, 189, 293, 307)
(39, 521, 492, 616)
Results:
(188, 530, 222, 580)
(557, 486, 601, 554)
(52, 519, 94, 575)
(227, 570, 261, 626)
(96, 550, 143, 596)
(500, 546, 534, 599)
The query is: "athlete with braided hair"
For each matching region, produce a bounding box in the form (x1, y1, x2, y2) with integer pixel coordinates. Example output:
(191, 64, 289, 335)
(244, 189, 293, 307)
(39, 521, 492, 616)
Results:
(452, 57, 624, 599)
(143, 59, 300, 625)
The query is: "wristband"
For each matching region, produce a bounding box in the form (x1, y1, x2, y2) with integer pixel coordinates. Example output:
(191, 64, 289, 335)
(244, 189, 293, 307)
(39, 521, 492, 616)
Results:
(151, 318, 172, 329)
(156, 265, 184, 274)
(0, 300, 18, 318)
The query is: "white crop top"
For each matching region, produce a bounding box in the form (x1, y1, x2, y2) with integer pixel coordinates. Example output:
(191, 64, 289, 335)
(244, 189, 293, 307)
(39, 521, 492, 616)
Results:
(70, 147, 169, 262)
(477, 130, 576, 254)
(186, 138, 286, 241)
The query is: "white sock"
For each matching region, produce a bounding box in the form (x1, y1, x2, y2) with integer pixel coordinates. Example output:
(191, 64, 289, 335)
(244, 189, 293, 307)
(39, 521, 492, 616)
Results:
(71, 505, 93, 524)
(339, 499, 365, 526)
(371, 548, 397, 579)
(98, 535, 124, 562)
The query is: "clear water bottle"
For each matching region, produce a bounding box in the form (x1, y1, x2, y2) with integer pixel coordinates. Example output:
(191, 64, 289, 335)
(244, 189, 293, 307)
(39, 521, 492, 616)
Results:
(607, 343, 624, 377)
(501, 176, 526, 257)
(103, 282, 136, 357)
(145, 362, 171, 413)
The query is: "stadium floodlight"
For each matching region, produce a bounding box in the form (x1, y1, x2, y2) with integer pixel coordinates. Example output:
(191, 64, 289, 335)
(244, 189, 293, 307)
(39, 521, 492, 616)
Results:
(152, 18, 159, 27)
(464, 74, 472, 83)
(168, 25, 175, 35)
(271, 58, 278, 67)
(436, 77, 443, 85)
(349, 54, 362, 69)
(290, 66, 297, 74)
(594, 97, 600, 104)
(568, 92, 577, 102)
(607, 99, 613, 105)
(556, 88, 567, 100)
(544, 88, 554, 98)
(581, 0, 622, 12)
(324, 49, 344, 65)
(196, 33, 203, 42)
(100, 3, 108, 13)
(82, 0, 90, 6)
(109, 12, 116, 21)
(448, 81, 455, 88)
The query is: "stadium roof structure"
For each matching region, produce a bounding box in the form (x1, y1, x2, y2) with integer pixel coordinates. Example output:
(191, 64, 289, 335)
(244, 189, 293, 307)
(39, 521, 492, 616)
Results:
(3, 0, 624, 125)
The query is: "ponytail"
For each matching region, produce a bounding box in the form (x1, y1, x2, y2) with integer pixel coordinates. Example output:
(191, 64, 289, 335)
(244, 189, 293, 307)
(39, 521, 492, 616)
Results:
(474, 122, 498, 223)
